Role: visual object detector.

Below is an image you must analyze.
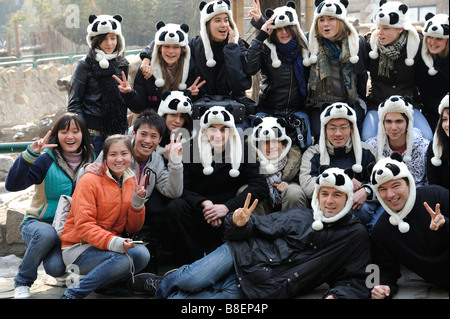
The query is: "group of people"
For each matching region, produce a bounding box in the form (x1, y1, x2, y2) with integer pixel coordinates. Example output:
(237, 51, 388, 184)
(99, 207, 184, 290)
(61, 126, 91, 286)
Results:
(5, 0, 448, 300)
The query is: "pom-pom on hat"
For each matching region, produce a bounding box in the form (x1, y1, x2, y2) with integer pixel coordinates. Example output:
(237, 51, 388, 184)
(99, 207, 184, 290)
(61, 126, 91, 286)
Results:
(431, 94, 449, 166)
(376, 95, 414, 162)
(303, 0, 360, 66)
(199, 0, 240, 68)
(369, 152, 416, 233)
(86, 14, 125, 69)
(263, 1, 309, 68)
(157, 90, 193, 117)
(250, 116, 292, 174)
(319, 102, 363, 173)
(369, 0, 420, 67)
(421, 13, 449, 76)
(151, 21, 191, 90)
(198, 106, 242, 177)
(311, 167, 355, 231)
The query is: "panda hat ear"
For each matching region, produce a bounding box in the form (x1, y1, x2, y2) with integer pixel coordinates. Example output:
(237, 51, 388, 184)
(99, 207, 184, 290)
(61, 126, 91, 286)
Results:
(113, 14, 123, 23)
(156, 20, 166, 30)
(425, 12, 435, 20)
(180, 23, 189, 33)
(390, 151, 404, 163)
(183, 89, 192, 98)
(89, 14, 97, 24)
(265, 8, 275, 18)
(320, 102, 332, 113)
(277, 117, 288, 128)
(286, 1, 296, 9)
(344, 167, 354, 180)
(253, 116, 263, 127)
(160, 90, 171, 101)
(318, 165, 330, 174)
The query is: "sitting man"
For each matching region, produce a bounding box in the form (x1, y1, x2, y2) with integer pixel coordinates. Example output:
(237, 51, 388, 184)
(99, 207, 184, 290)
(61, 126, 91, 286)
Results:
(131, 167, 372, 299)
(369, 152, 449, 299)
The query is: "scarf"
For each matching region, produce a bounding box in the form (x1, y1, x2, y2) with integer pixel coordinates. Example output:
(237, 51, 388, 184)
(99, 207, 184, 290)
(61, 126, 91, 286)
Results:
(265, 156, 288, 208)
(308, 37, 358, 106)
(88, 51, 128, 135)
(377, 30, 407, 78)
(61, 149, 83, 173)
(276, 39, 307, 96)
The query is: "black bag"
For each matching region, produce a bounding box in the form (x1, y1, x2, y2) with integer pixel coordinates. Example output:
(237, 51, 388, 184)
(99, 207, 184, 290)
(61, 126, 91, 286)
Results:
(192, 95, 246, 123)
(285, 114, 308, 151)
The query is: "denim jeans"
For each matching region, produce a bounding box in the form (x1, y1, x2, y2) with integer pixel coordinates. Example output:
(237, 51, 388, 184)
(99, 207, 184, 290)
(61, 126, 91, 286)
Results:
(155, 244, 246, 299)
(63, 245, 150, 299)
(15, 219, 66, 287)
(89, 133, 106, 157)
(361, 109, 434, 142)
(351, 201, 384, 234)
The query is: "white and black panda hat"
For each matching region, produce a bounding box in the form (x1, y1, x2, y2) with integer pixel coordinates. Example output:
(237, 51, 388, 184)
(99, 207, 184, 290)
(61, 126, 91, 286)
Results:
(198, 106, 242, 177)
(303, 0, 360, 66)
(320, 102, 363, 173)
(158, 90, 193, 117)
(377, 95, 414, 162)
(369, 0, 420, 67)
(250, 116, 292, 174)
(312, 167, 355, 231)
(152, 21, 191, 90)
(263, 1, 309, 68)
(431, 94, 449, 166)
(421, 13, 449, 76)
(199, 0, 240, 67)
(86, 14, 125, 69)
(370, 152, 415, 233)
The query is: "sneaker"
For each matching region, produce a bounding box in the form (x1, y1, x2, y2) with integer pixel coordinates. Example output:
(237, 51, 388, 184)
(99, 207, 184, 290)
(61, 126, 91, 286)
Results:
(14, 286, 31, 299)
(128, 273, 164, 295)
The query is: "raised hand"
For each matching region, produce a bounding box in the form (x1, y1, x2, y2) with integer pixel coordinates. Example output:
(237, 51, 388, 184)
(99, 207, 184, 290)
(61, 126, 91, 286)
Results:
(424, 202, 445, 231)
(227, 25, 235, 44)
(29, 130, 58, 154)
(134, 172, 148, 198)
(248, 0, 262, 22)
(188, 76, 206, 96)
(232, 193, 259, 227)
(112, 71, 132, 93)
(261, 18, 274, 35)
(168, 133, 183, 158)
(140, 58, 153, 79)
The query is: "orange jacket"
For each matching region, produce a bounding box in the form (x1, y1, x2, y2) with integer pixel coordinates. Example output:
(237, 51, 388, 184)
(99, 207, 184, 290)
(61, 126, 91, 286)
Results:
(61, 165, 145, 250)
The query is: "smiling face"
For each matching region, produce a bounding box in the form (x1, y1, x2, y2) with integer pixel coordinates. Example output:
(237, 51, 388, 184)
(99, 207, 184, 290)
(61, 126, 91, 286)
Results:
(442, 108, 449, 137)
(99, 33, 117, 54)
(165, 113, 185, 133)
(376, 24, 403, 46)
(318, 186, 347, 218)
(160, 44, 182, 67)
(325, 118, 352, 148)
(58, 120, 83, 153)
(208, 13, 230, 42)
(383, 112, 407, 144)
(105, 141, 132, 179)
(205, 124, 230, 151)
(132, 124, 162, 162)
(260, 139, 286, 160)
(276, 27, 293, 44)
(426, 36, 448, 56)
(317, 15, 339, 41)
(378, 178, 409, 212)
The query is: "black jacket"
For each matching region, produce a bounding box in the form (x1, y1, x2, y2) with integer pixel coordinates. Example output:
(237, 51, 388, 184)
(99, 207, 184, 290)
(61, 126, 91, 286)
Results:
(224, 208, 372, 299)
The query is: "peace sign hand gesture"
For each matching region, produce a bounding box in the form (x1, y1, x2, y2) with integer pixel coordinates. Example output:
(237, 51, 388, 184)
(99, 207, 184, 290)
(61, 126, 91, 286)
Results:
(30, 130, 58, 154)
(134, 172, 148, 199)
(169, 133, 183, 159)
(248, 0, 262, 22)
(232, 193, 259, 227)
(188, 76, 206, 96)
(424, 202, 446, 231)
(112, 71, 132, 94)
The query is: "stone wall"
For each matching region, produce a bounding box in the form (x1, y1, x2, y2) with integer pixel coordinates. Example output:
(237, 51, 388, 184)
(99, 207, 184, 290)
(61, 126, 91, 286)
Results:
(0, 63, 75, 128)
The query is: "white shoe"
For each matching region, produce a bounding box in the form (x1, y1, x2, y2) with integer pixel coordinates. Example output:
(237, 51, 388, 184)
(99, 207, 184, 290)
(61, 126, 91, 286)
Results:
(14, 286, 31, 299)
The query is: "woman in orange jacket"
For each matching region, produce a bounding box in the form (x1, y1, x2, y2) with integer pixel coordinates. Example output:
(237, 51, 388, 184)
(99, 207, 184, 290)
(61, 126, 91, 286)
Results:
(60, 135, 149, 299)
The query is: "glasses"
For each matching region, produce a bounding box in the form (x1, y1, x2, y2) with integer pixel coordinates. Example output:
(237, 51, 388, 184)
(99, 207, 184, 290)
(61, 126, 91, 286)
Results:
(326, 125, 350, 133)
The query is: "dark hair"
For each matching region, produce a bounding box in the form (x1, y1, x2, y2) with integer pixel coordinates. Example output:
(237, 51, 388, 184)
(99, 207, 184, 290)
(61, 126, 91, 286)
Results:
(102, 134, 134, 161)
(436, 107, 449, 161)
(269, 25, 307, 52)
(90, 33, 124, 59)
(132, 110, 166, 137)
(48, 112, 94, 163)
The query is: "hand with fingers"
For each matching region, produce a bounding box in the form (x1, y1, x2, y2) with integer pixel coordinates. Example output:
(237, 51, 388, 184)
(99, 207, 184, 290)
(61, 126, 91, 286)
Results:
(30, 130, 58, 154)
(248, 0, 262, 22)
(112, 71, 132, 94)
(168, 133, 183, 159)
(227, 25, 235, 44)
(188, 76, 206, 96)
(232, 193, 259, 227)
(135, 172, 148, 198)
(140, 58, 153, 79)
(261, 19, 274, 35)
(424, 202, 445, 231)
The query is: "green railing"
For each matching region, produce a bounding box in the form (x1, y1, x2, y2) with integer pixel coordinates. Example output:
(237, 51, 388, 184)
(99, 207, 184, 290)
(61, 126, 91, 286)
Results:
(0, 142, 32, 154)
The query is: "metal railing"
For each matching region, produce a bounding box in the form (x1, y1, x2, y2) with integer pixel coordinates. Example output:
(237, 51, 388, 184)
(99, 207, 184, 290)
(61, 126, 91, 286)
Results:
(0, 142, 32, 154)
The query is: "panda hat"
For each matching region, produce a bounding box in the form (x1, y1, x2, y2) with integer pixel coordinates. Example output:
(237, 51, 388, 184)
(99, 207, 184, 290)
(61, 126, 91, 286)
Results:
(421, 13, 450, 76)
(199, 0, 240, 68)
(377, 95, 414, 162)
(431, 94, 449, 166)
(369, 0, 420, 67)
(250, 116, 292, 174)
(370, 152, 416, 233)
(303, 0, 360, 66)
(151, 21, 191, 90)
(312, 167, 355, 231)
(86, 14, 125, 69)
(319, 102, 363, 173)
(198, 106, 242, 177)
(263, 1, 309, 68)
(158, 90, 193, 117)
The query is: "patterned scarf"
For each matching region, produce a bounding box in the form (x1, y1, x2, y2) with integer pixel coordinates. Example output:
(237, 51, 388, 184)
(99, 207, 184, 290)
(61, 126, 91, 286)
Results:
(377, 30, 407, 78)
(265, 156, 288, 208)
(308, 37, 358, 105)
(276, 39, 307, 96)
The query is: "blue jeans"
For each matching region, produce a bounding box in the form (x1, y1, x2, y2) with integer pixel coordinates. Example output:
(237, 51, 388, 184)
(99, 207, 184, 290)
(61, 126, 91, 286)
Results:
(361, 109, 434, 141)
(155, 244, 245, 299)
(89, 133, 107, 157)
(351, 201, 384, 234)
(15, 219, 66, 287)
(63, 245, 150, 299)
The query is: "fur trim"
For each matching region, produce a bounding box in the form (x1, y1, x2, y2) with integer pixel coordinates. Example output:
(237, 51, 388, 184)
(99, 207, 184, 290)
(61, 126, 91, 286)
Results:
(421, 13, 449, 76)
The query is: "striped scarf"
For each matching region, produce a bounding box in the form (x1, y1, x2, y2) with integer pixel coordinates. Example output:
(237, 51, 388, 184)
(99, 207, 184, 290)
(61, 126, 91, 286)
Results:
(377, 30, 407, 78)
(265, 157, 288, 208)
